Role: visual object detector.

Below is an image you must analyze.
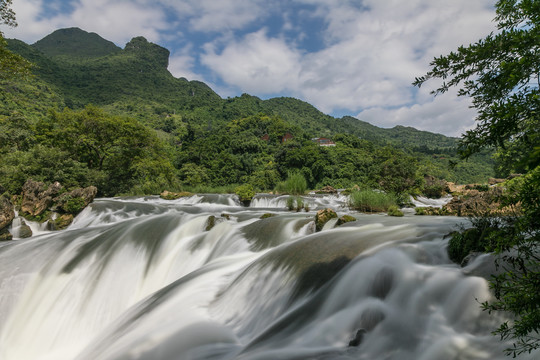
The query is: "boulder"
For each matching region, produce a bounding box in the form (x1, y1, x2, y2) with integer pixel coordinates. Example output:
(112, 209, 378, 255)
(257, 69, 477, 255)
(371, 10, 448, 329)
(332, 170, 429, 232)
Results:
(0, 228, 12, 241)
(47, 214, 74, 231)
(0, 195, 15, 231)
(316, 185, 337, 194)
(20, 180, 62, 217)
(54, 186, 98, 214)
(315, 208, 338, 232)
(18, 220, 33, 239)
(160, 190, 193, 200)
(336, 215, 357, 226)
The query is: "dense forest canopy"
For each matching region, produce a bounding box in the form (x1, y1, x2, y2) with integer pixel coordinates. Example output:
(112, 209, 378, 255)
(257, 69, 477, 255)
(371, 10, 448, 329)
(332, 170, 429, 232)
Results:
(1, 27, 495, 198)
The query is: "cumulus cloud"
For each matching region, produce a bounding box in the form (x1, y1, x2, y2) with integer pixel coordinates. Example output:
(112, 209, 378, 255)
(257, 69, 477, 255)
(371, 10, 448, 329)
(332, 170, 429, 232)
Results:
(4, 0, 168, 45)
(201, 29, 302, 94)
(357, 88, 478, 137)
(3, 0, 499, 136)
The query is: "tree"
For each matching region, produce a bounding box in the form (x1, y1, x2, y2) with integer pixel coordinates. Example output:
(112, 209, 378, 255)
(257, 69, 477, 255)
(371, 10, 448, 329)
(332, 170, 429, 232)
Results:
(415, 1, 540, 355)
(0, 0, 31, 79)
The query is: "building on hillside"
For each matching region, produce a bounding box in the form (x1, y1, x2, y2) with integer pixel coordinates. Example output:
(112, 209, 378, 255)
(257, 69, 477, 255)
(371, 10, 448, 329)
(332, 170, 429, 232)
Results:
(282, 133, 294, 143)
(311, 137, 336, 146)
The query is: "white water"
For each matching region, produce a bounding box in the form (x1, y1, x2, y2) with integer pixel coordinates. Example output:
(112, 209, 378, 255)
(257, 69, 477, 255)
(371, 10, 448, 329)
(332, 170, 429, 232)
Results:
(0, 195, 537, 360)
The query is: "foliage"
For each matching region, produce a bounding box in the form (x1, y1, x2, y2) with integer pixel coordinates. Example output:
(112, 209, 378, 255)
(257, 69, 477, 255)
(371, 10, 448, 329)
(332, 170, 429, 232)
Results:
(235, 184, 255, 201)
(415, 0, 540, 354)
(0, 0, 31, 79)
(447, 217, 503, 264)
(281, 171, 308, 195)
(349, 190, 396, 213)
(60, 196, 86, 215)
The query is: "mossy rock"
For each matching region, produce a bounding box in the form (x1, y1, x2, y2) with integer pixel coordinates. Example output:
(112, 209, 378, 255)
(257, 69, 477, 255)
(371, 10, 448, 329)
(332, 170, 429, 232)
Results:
(336, 215, 357, 226)
(315, 208, 338, 232)
(160, 190, 193, 200)
(47, 214, 74, 231)
(0, 228, 12, 241)
(387, 205, 404, 217)
(18, 221, 33, 238)
(260, 213, 276, 219)
(21, 210, 52, 223)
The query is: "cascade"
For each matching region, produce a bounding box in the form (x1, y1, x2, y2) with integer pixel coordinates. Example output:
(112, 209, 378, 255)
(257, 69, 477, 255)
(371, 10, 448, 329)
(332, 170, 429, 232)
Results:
(0, 196, 538, 360)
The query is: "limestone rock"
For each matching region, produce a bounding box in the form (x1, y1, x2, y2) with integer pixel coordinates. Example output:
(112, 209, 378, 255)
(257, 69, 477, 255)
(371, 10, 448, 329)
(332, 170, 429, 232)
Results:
(316, 185, 337, 194)
(47, 214, 74, 231)
(0, 228, 12, 241)
(0, 195, 15, 231)
(315, 208, 338, 232)
(54, 186, 98, 214)
(160, 190, 193, 200)
(21, 180, 62, 217)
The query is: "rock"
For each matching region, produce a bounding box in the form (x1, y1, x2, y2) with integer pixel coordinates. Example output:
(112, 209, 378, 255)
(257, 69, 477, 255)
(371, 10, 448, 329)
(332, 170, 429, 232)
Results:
(336, 215, 356, 226)
(315, 208, 338, 232)
(0, 228, 12, 241)
(488, 178, 505, 185)
(348, 329, 367, 347)
(54, 186, 98, 214)
(444, 186, 510, 216)
(205, 215, 225, 231)
(316, 185, 337, 194)
(20, 180, 62, 217)
(47, 214, 74, 231)
(422, 175, 449, 198)
(18, 220, 33, 238)
(160, 190, 193, 200)
(0, 195, 15, 231)
(260, 213, 276, 219)
(387, 205, 404, 217)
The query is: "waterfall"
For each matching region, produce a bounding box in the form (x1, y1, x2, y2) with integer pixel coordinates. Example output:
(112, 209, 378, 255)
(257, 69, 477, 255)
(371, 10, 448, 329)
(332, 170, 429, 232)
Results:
(0, 196, 538, 360)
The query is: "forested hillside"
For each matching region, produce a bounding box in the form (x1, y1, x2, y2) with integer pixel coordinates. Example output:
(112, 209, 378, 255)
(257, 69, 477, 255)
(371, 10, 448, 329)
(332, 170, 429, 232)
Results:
(0, 27, 495, 197)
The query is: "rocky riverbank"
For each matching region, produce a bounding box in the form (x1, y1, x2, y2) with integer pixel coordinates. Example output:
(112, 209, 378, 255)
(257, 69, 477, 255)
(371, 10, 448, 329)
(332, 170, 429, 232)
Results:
(0, 179, 97, 240)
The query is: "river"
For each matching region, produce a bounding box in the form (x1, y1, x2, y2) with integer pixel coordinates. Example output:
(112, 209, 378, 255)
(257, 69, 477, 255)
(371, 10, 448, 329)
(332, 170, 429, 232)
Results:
(0, 194, 537, 360)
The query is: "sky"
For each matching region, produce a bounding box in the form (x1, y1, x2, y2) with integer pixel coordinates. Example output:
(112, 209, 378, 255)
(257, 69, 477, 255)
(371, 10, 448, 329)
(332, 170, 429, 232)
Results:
(3, 0, 498, 137)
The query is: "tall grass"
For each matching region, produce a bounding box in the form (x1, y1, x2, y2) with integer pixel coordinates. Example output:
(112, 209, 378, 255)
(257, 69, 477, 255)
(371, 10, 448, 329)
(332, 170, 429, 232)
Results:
(278, 172, 307, 195)
(349, 189, 396, 212)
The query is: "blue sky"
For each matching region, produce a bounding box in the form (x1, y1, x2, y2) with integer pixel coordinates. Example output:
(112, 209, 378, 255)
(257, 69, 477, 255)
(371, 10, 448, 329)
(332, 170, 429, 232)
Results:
(3, 0, 497, 136)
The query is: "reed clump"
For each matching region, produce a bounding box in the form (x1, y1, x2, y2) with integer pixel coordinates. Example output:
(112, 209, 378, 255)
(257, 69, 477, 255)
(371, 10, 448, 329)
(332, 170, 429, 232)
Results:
(349, 189, 396, 213)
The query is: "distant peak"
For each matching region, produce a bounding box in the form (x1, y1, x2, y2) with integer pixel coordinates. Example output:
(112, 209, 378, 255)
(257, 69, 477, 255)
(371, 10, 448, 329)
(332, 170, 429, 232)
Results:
(33, 27, 121, 59)
(124, 36, 170, 68)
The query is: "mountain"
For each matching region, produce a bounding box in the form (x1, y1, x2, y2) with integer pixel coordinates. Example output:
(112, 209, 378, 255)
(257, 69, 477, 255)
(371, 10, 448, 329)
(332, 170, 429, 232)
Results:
(32, 27, 121, 60)
(1, 27, 495, 190)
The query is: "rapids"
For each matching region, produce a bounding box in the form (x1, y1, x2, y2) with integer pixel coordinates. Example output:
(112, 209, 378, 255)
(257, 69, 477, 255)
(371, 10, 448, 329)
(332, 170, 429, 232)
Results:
(0, 194, 537, 360)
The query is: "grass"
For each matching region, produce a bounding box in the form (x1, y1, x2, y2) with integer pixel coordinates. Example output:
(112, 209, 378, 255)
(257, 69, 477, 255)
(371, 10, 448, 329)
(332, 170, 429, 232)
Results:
(349, 189, 396, 212)
(276, 172, 307, 195)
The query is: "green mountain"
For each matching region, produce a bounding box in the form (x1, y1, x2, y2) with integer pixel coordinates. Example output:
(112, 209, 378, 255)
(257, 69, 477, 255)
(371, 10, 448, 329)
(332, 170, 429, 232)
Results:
(0, 28, 495, 196)
(33, 27, 121, 60)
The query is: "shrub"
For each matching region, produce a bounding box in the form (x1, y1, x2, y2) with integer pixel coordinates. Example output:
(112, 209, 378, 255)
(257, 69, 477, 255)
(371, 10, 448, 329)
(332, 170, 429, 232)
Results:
(235, 184, 255, 201)
(349, 190, 396, 212)
(284, 171, 307, 195)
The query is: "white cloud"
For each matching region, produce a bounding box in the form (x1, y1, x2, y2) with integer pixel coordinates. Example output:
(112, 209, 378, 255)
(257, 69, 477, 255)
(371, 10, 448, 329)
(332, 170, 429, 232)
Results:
(201, 29, 302, 94)
(357, 88, 478, 137)
(4, 0, 168, 45)
(160, 0, 270, 32)
(2, 0, 499, 136)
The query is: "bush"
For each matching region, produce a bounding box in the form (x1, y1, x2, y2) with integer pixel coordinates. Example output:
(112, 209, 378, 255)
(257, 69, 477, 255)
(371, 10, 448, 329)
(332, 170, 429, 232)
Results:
(284, 171, 307, 195)
(235, 184, 255, 201)
(349, 190, 396, 212)
(447, 217, 502, 264)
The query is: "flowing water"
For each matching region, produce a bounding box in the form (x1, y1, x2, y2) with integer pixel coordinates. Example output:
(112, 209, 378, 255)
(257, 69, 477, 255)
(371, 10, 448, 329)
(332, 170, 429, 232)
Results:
(0, 194, 537, 360)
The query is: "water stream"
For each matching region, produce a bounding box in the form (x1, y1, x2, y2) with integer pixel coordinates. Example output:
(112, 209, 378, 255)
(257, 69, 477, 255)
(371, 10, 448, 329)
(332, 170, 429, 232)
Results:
(0, 194, 537, 360)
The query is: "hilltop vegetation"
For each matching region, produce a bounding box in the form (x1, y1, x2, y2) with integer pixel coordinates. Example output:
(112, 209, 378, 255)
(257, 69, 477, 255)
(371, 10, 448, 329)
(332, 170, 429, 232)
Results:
(1, 27, 495, 197)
